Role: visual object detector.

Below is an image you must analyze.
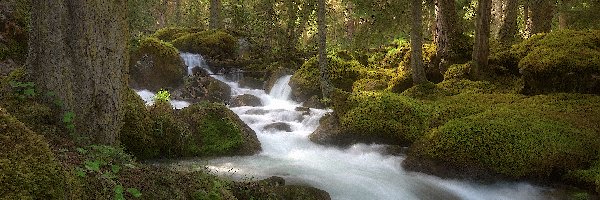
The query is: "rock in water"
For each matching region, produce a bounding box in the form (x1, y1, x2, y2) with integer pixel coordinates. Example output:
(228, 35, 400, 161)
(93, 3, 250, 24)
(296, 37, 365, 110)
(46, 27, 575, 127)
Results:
(230, 94, 263, 107)
(264, 122, 292, 132)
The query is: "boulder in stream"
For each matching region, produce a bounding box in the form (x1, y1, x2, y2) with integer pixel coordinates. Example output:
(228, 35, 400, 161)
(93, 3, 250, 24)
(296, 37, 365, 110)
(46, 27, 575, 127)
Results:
(264, 122, 292, 132)
(130, 37, 186, 91)
(238, 76, 264, 89)
(232, 176, 331, 200)
(171, 71, 232, 104)
(230, 94, 263, 107)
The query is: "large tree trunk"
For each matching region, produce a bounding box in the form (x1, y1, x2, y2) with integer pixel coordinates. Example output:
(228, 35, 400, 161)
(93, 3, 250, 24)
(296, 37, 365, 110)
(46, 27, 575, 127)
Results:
(434, 0, 465, 72)
(210, 0, 222, 29)
(411, 0, 427, 84)
(317, 0, 331, 98)
(27, 0, 128, 145)
(529, 0, 554, 34)
(473, 0, 492, 74)
(498, 0, 518, 44)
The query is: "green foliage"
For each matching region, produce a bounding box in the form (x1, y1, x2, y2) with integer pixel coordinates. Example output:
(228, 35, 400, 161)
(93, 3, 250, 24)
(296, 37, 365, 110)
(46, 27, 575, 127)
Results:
(338, 91, 431, 145)
(171, 30, 237, 60)
(0, 107, 71, 199)
(8, 80, 35, 99)
(154, 89, 171, 102)
(352, 78, 387, 92)
(290, 55, 362, 101)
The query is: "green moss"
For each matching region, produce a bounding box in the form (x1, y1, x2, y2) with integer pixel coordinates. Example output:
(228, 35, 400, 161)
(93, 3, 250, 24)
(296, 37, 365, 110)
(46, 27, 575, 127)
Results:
(289, 55, 362, 101)
(352, 78, 387, 92)
(119, 88, 158, 159)
(338, 91, 431, 145)
(130, 37, 185, 90)
(148, 101, 190, 157)
(412, 105, 598, 179)
(443, 63, 472, 81)
(151, 27, 202, 42)
(171, 30, 237, 60)
(437, 79, 497, 95)
(512, 30, 600, 94)
(179, 103, 244, 156)
(0, 107, 70, 199)
(387, 69, 413, 93)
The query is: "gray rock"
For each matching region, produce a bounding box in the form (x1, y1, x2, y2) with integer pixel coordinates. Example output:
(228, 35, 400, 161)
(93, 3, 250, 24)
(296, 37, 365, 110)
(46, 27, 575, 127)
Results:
(264, 122, 292, 132)
(230, 94, 263, 107)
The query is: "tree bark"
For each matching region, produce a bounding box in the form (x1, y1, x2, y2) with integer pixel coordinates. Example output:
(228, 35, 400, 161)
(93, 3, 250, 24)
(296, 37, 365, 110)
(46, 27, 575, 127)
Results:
(473, 0, 492, 74)
(210, 0, 222, 29)
(411, 0, 428, 84)
(529, 0, 554, 34)
(434, 0, 465, 72)
(523, 0, 531, 38)
(317, 0, 331, 98)
(498, 0, 518, 44)
(491, 0, 505, 38)
(27, 0, 128, 145)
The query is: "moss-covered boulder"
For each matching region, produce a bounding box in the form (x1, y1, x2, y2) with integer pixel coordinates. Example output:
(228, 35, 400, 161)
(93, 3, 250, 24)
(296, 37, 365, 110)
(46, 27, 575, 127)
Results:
(130, 37, 186, 91)
(0, 107, 70, 199)
(171, 73, 232, 104)
(148, 101, 191, 157)
(311, 91, 430, 147)
(151, 27, 203, 42)
(289, 56, 361, 102)
(443, 63, 473, 81)
(404, 106, 599, 181)
(171, 30, 237, 60)
(179, 103, 261, 156)
(516, 30, 600, 94)
(230, 94, 262, 107)
(353, 78, 387, 92)
(119, 88, 158, 159)
(387, 69, 413, 93)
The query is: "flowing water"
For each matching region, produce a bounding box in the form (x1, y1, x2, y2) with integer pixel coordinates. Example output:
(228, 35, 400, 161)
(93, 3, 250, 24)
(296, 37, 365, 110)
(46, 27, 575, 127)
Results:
(140, 53, 563, 200)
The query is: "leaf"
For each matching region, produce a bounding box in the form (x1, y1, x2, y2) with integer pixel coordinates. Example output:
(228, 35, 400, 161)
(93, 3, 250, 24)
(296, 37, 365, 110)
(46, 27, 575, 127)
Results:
(84, 160, 101, 172)
(114, 185, 125, 200)
(127, 188, 142, 198)
(111, 165, 121, 174)
(63, 112, 75, 123)
(75, 167, 86, 177)
(23, 89, 35, 96)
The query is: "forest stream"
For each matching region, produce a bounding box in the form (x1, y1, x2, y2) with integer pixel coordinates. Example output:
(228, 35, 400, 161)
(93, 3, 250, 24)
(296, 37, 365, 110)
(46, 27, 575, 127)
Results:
(136, 53, 562, 200)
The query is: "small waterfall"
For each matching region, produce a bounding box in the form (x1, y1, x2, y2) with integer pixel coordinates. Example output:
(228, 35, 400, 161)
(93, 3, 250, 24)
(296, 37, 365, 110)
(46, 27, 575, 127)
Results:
(180, 53, 210, 75)
(268, 75, 293, 100)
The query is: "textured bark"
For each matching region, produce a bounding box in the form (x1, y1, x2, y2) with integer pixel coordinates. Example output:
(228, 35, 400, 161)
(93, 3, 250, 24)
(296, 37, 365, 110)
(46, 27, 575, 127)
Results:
(27, 0, 128, 145)
(491, 0, 504, 38)
(524, 1, 530, 38)
(411, 0, 427, 84)
(558, 10, 568, 29)
(530, 0, 554, 34)
(317, 0, 331, 98)
(209, 0, 222, 29)
(434, 0, 465, 72)
(473, 0, 492, 73)
(498, 0, 518, 44)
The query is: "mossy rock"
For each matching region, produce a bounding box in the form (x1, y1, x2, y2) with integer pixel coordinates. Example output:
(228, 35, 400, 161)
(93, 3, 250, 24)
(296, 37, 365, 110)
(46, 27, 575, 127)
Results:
(443, 63, 472, 81)
(171, 73, 232, 104)
(151, 27, 203, 42)
(179, 102, 261, 156)
(130, 37, 186, 91)
(119, 88, 158, 159)
(353, 78, 387, 92)
(387, 69, 413, 93)
(289, 55, 362, 102)
(514, 30, 600, 94)
(171, 30, 237, 60)
(0, 107, 70, 199)
(148, 101, 191, 157)
(405, 107, 598, 180)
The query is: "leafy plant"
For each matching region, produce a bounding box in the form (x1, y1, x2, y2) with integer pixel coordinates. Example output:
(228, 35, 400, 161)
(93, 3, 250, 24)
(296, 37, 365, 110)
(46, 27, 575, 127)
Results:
(75, 145, 142, 199)
(9, 80, 35, 99)
(153, 89, 171, 102)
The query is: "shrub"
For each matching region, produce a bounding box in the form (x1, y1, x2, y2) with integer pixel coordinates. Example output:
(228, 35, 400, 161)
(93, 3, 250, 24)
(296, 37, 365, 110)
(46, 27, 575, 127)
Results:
(130, 37, 186, 91)
(171, 30, 237, 60)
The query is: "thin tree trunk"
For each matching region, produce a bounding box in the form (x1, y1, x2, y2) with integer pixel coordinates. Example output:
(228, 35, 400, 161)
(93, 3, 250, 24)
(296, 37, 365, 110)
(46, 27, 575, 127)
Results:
(210, 0, 222, 29)
(524, 0, 530, 38)
(498, 0, 518, 44)
(434, 0, 464, 72)
(530, 0, 554, 34)
(558, 11, 568, 29)
(491, 0, 505, 38)
(411, 0, 427, 84)
(473, 0, 492, 75)
(28, 0, 128, 145)
(317, 0, 331, 98)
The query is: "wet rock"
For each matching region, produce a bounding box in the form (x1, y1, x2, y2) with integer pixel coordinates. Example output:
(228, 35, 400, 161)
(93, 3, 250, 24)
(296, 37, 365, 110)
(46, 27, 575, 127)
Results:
(230, 94, 262, 107)
(264, 122, 292, 132)
(295, 107, 311, 115)
(309, 113, 346, 147)
(232, 176, 331, 200)
(130, 38, 186, 91)
(238, 76, 264, 89)
(302, 95, 326, 109)
(171, 73, 231, 104)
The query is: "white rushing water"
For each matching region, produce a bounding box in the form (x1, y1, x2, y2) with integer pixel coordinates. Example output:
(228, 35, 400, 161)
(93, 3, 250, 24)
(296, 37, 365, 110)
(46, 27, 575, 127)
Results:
(157, 53, 559, 200)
